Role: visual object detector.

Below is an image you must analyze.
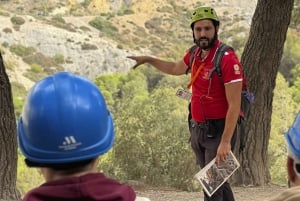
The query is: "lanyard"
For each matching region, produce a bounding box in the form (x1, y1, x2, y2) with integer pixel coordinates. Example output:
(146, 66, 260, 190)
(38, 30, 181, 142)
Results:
(187, 57, 205, 89)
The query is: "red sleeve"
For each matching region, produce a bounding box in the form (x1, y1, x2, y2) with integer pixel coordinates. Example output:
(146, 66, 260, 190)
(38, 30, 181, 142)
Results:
(221, 49, 244, 84)
(183, 48, 191, 66)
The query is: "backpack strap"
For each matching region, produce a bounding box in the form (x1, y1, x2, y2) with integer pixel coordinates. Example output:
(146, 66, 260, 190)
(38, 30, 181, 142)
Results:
(185, 45, 198, 74)
(207, 43, 233, 78)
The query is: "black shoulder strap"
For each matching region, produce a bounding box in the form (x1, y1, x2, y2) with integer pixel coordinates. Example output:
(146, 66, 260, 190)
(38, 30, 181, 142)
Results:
(185, 45, 198, 74)
(208, 43, 233, 78)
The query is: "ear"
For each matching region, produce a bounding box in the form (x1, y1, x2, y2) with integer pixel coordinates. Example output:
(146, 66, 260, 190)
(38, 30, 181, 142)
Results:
(287, 156, 296, 183)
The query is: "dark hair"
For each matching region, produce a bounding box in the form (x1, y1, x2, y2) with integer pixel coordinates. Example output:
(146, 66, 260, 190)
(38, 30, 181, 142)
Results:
(25, 158, 96, 171)
(296, 163, 300, 173)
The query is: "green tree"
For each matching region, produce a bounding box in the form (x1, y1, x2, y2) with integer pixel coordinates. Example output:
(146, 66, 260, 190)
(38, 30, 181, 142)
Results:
(94, 69, 198, 190)
(269, 73, 298, 184)
(94, 73, 124, 109)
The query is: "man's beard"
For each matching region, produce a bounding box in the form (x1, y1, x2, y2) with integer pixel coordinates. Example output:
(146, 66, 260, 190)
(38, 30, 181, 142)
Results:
(194, 32, 218, 50)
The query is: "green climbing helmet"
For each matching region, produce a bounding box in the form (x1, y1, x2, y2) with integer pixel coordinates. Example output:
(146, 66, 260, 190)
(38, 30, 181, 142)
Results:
(190, 6, 219, 27)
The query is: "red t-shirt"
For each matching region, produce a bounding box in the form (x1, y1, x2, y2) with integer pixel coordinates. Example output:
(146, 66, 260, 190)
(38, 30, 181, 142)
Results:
(183, 40, 243, 122)
(22, 173, 136, 201)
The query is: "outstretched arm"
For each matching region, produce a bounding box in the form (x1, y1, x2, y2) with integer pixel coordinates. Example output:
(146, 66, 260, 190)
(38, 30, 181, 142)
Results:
(127, 56, 187, 76)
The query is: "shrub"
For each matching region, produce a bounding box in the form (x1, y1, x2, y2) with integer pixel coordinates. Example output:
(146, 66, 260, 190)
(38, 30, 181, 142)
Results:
(13, 25, 20, 31)
(51, 15, 65, 24)
(81, 43, 98, 50)
(0, 10, 10, 17)
(89, 16, 118, 36)
(2, 41, 9, 48)
(11, 81, 27, 117)
(79, 26, 91, 32)
(11, 16, 25, 25)
(4, 59, 16, 70)
(53, 53, 65, 64)
(30, 63, 43, 73)
(11, 81, 27, 97)
(3, 27, 12, 33)
(9, 44, 35, 57)
(23, 70, 47, 82)
(46, 19, 76, 32)
(23, 52, 59, 73)
(118, 9, 134, 16)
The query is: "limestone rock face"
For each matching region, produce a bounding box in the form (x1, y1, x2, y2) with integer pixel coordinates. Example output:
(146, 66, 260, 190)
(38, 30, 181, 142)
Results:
(0, 0, 256, 90)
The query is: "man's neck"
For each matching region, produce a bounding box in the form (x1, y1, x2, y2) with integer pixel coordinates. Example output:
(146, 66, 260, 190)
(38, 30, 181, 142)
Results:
(200, 49, 210, 60)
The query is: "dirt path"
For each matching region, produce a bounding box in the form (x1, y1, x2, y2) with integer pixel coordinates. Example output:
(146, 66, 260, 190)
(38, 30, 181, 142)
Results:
(135, 184, 287, 201)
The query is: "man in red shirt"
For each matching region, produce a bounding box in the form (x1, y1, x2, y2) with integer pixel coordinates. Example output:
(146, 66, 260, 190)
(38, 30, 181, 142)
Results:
(128, 6, 243, 201)
(17, 72, 137, 201)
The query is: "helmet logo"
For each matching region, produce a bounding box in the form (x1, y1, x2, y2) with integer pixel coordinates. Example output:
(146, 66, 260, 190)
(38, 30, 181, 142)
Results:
(63, 136, 76, 145)
(58, 136, 82, 151)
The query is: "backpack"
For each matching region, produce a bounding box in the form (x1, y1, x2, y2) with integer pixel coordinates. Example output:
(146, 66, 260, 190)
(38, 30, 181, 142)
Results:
(187, 43, 254, 151)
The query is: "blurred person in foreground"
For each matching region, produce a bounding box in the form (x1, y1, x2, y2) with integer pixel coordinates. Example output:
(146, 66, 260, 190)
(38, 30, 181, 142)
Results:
(265, 112, 300, 201)
(17, 71, 144, 201)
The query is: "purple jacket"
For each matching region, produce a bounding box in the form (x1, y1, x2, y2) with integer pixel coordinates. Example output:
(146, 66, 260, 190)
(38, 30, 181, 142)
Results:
(22, 173, 136, 201)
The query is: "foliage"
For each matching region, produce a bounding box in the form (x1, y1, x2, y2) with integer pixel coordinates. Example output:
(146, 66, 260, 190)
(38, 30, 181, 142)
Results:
(9, 44, 63, 77)
(280, 30, 300, 83)
(93, 69, 199, 191)
(4, 59, 16, 70)
(80, 0, 92, 8)
(10, 16, 25, 25)
(23, 52, 64, 74)
(30, 63, 43, 73)
(53, 53, 65, 64)
(269, 73, 299, 184)
(9, 44, 35, 57)
(0, 9, 10, 16)
(23, 69, 47, 82)
(81, 43, 98, 50)
(219, 25, 248, 57)
(89, 16, 118, 37)
(13, 96, 24, 118)
(11, 81, 26, 117)
(117, 2, 134, 16)
(2, 27, 12, 33)
(17, 151, 43, 196)
(69, 3, 86, 16)
(290, 0, 300, 31)
(79, 25, 91, 32)
(15, 68, 300, 191)
(45, 18, 76, 32)
(94, 73, 124, 108)
(51, 15, 65, 24)
(289, 66, 300, 103)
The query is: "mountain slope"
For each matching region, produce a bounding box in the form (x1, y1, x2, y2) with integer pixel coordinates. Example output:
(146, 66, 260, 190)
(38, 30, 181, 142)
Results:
(0, 0, 256, 91)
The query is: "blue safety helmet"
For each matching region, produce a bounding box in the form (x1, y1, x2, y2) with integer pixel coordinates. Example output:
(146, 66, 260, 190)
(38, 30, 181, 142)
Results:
(17, 72, 114, 164)
(285, 112, 300, 158)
